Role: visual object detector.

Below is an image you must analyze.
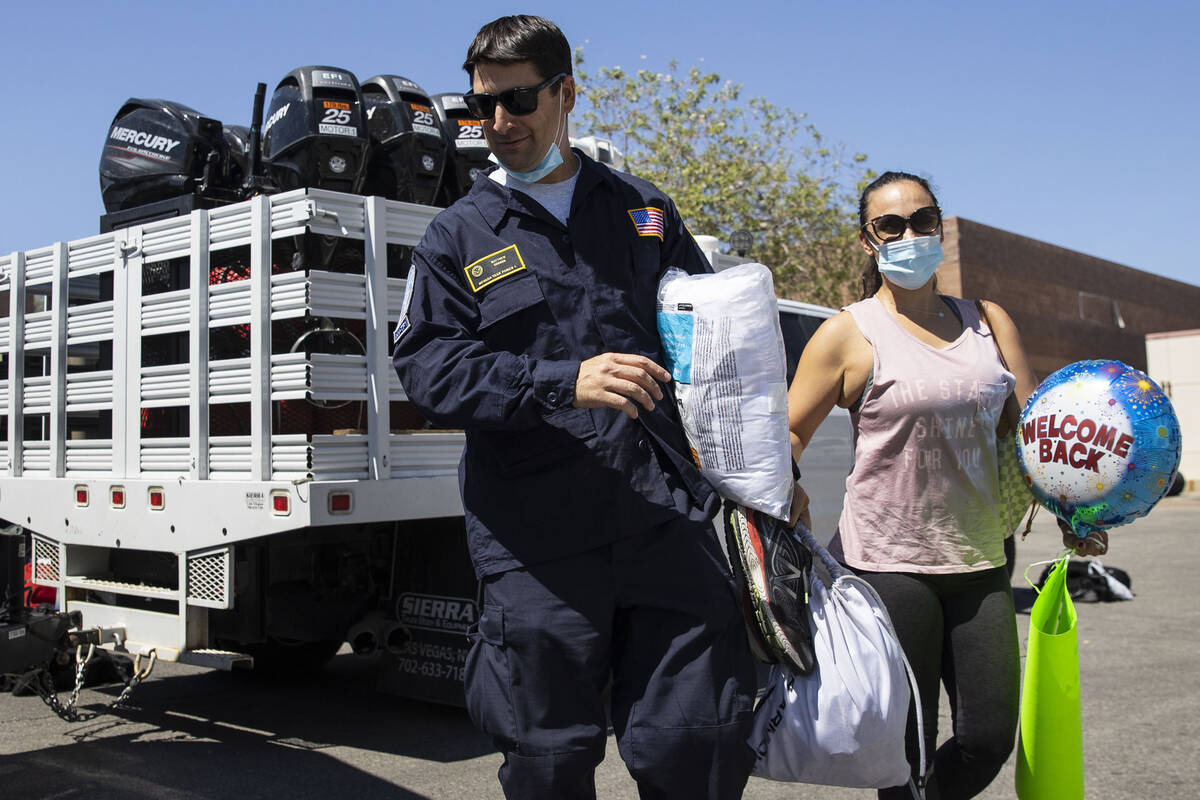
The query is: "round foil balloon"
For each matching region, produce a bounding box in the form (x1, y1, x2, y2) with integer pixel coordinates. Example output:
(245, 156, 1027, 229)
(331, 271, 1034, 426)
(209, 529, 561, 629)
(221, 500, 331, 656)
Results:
(1016, 359, 1181, 536)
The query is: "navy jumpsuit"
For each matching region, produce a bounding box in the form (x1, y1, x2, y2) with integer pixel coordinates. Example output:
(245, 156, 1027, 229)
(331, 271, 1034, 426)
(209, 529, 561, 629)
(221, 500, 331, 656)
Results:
(393, 152, 756, 799)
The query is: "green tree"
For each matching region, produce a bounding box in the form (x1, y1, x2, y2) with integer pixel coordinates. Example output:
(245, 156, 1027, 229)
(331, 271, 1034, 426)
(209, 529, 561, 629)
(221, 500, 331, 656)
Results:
(575, 55, 871, 307)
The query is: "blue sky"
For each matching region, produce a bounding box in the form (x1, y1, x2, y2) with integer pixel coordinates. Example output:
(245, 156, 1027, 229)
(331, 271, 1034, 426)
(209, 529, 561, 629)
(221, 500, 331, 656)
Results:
(2, 0, 1196, 288)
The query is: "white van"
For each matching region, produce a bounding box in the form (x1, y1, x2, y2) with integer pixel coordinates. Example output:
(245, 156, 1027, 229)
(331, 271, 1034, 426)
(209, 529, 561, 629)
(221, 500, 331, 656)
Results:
(777, 298, 852, 545)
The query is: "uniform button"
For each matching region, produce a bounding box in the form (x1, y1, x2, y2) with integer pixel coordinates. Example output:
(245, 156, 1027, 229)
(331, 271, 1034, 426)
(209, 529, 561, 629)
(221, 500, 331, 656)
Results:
(548, 391, 558, 405)
(638, 438, 651, 452)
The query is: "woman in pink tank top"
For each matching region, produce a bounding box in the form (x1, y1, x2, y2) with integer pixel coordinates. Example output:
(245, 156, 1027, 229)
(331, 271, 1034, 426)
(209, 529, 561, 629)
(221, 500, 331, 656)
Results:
(785, 172, 1107, 799)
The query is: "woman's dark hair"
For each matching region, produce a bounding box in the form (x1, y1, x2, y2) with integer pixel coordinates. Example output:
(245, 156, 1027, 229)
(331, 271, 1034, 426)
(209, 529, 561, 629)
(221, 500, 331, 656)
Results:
(463, 15, 572, 87)
(857, 171, 940, 299)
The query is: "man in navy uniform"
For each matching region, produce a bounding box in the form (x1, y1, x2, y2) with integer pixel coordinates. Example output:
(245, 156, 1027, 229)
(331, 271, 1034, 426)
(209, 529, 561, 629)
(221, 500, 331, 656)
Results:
(392, 15, 756, 799)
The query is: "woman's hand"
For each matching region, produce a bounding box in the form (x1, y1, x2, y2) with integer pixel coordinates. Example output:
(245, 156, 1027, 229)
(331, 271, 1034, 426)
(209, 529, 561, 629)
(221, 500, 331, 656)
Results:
(789, 482, 813, 532)
(1058, 519, 1109, 557)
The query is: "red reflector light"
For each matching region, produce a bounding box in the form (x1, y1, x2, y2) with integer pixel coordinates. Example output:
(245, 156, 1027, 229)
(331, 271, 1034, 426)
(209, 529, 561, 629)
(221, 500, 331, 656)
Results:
(111, 488, 125, 507)
(148, 488, 165, 510)
(272, 493, 290, 514)
(329, 492, 352, 513)
(75, 486, 89, 506)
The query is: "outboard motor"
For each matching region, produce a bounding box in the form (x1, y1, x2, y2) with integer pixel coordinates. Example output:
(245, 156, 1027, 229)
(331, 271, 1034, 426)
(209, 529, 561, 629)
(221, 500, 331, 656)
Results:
(430, 92, 493, 203)
(222, 124, 252, 193)
(99, 98, 240, 232)
(262, 66, 370, 195)
(360, 75, 448, 206)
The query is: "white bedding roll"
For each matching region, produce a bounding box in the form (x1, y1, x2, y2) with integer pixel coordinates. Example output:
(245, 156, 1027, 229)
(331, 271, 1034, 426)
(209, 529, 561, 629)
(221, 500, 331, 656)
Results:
(656, 263, 793, 520)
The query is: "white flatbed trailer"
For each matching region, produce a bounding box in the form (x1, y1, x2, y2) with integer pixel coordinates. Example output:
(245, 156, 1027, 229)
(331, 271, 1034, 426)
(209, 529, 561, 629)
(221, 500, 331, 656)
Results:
(1, 189, 470, 683)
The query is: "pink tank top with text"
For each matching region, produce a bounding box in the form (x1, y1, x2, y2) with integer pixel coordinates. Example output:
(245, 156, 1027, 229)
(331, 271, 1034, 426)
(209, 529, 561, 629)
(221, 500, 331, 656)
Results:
(831, 296, 1013, 573)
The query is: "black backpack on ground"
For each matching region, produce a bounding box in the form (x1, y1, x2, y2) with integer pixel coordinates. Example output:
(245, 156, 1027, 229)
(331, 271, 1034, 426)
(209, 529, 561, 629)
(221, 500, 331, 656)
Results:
(1037, 559, 1133, 602)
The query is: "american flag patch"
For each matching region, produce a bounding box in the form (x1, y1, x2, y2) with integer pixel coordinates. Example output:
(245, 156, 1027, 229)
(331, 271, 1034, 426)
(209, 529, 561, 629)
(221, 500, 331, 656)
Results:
(628, 207, 665, 240)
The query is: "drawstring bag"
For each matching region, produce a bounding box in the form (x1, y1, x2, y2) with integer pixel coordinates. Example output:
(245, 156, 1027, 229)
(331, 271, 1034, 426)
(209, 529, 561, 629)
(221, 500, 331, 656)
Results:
(748, 523, 924, 797)
(1016, 555, 1085, 800)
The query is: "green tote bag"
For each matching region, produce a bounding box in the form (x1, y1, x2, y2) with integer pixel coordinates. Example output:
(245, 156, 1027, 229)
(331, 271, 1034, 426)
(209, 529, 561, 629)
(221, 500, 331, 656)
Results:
(1016, 555, 1084, 799)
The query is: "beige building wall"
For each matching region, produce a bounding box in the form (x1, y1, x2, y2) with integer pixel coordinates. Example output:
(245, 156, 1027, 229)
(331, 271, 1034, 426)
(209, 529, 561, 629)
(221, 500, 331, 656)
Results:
(1146, 330, 1200, 490)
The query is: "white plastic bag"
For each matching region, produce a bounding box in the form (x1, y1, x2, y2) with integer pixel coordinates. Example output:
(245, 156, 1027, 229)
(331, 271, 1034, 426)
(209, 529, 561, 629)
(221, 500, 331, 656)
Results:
(748, 527, 920, 791)
(656, 263, 792, 519)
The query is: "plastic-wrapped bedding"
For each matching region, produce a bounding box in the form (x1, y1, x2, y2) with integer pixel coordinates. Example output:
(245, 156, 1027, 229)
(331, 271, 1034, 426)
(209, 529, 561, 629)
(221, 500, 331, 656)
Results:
(656, 263, 792, 520)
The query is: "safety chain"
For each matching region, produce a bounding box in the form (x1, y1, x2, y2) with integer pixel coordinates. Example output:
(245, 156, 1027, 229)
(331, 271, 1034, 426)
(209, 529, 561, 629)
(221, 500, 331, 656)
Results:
(29, 647, 157, 723)
(108, 650, 157, 708)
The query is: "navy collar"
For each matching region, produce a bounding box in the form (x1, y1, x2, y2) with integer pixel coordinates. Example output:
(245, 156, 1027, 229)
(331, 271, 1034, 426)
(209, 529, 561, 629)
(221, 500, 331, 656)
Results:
(467, 149, 613, 232)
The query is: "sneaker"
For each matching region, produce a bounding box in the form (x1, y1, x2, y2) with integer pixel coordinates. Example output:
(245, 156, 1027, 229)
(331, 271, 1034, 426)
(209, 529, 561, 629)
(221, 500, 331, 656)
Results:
(724, 502, 816, 675)
(729, 554, 776, 665)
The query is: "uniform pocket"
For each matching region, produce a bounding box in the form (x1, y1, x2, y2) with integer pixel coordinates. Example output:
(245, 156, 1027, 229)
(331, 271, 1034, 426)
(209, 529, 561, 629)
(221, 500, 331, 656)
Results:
(477, 272, 546, 328)
(476, 272, 567, 358)
(464, 604, 518, 748)
(481, 405, 598, 477)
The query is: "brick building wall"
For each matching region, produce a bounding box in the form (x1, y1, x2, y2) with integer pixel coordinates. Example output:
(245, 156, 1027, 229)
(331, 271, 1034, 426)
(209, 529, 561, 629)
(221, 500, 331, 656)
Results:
(937, 217, 1200, 378)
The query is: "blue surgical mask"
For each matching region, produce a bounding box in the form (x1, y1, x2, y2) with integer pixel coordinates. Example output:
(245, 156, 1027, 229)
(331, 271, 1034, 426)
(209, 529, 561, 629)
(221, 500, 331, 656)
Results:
(502, 93, 565, 184)
(873, 235, 944, 290)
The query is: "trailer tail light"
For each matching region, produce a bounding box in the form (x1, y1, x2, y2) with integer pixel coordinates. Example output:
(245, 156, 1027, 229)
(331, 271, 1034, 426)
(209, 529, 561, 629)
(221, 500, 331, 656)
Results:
(111, 487, 126, 508)
(74, 485, 90, 507)
(271, 490, 290, 516)
(328, 491, 352, 514)
(148, 487, 165, 510)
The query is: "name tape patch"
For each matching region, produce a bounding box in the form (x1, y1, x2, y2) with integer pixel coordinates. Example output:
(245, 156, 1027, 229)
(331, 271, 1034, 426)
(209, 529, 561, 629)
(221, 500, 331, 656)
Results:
(464, 244, 526, 292)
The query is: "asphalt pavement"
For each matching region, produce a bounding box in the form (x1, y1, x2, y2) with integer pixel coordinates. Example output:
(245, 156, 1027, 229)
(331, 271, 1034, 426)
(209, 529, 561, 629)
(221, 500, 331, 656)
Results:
(2, 493, 1198, 799)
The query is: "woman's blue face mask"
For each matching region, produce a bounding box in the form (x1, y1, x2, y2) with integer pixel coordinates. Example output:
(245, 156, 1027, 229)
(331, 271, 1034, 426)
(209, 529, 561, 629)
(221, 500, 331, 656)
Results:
(872, 235, 944, 290)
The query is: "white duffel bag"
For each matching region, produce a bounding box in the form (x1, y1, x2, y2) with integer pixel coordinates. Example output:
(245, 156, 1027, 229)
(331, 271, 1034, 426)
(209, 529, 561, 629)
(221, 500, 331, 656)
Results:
(748, 524, 924, 795)
(656, 263, 792, 520)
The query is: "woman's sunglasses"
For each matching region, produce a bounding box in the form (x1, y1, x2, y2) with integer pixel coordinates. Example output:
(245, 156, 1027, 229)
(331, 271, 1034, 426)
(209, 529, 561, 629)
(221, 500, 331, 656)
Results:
(463, 73, 567, 120)
(862, 206, 942, 243)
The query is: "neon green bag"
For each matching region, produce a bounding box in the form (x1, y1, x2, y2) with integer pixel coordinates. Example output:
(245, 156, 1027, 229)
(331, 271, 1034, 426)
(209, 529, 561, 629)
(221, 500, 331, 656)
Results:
(1016, 555, 1084, 799)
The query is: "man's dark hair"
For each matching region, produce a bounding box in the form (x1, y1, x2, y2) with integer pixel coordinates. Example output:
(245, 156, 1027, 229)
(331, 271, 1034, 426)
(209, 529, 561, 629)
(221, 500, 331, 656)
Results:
(463, 15, 572, 85)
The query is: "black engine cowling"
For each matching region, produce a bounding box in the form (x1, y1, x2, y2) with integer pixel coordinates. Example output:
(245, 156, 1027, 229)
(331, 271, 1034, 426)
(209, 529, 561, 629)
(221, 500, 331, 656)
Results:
(360, 75, 449, 206)
(99, 98, 234, 213)
(430, 92, 493, 203)
(262, 66, 370, 195)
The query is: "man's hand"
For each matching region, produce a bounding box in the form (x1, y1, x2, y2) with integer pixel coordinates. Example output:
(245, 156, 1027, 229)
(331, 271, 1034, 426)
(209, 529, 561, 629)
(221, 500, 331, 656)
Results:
(574, 353, 670, 419)
(1058, 519, 1109, 557)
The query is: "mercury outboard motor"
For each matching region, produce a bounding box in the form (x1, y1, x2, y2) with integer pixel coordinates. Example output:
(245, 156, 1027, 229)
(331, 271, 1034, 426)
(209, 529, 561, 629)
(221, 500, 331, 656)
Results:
(360, 75, 448, 206)
(262, 66, 370, 195)
(99, 98, 240, 232)
(430, 92, 493, 203)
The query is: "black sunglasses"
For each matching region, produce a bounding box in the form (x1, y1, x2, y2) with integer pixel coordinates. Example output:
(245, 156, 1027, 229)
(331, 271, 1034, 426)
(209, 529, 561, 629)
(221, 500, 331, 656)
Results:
(463, 72, 567, 120)
(862, 206, 942, 243)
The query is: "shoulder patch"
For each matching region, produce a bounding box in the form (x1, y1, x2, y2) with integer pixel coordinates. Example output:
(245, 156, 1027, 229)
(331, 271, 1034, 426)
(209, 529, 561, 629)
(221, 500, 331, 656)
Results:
(464, 244, 526, 292)
(393, 265, 417, 344)
(628, 207, 665, 240)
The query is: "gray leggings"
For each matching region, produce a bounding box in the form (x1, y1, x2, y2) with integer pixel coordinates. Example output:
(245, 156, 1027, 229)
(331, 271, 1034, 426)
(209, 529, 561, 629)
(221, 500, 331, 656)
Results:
(848, 565, 1020, 800)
